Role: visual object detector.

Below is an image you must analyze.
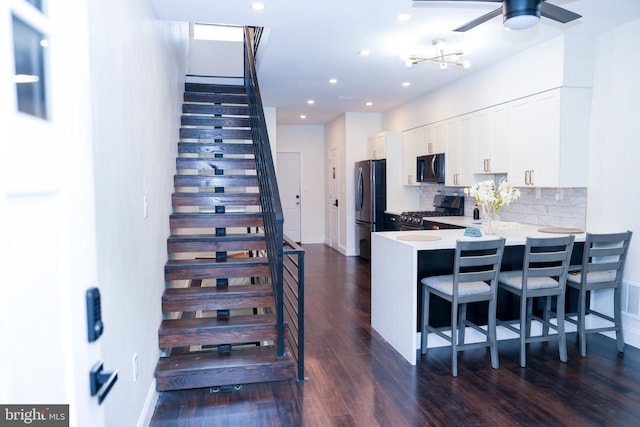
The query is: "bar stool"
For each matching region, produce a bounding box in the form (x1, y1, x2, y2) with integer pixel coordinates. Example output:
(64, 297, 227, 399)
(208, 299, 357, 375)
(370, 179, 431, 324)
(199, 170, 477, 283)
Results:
(498, 235, 575, 368)
(421, 238, 505, 377)
(565, 231, 633, 357)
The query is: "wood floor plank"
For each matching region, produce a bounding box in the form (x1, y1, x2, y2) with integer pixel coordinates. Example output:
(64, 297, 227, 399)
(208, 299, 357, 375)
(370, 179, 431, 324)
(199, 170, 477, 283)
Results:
(150, 244, 640, 426)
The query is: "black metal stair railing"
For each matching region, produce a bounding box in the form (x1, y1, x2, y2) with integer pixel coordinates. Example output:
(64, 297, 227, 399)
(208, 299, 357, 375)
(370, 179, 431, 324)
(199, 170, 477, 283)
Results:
(243, 26, 286, 357)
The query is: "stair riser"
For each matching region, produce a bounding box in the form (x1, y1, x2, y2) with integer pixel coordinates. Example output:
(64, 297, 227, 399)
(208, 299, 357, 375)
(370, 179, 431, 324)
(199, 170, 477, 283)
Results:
(177, 144, 254, 157)
(173, 176, 258, 189)
(159, 327, 277, 348)
(181, 116, 250, 128)
(182, 104, 248, 116)
(180, 128, 252, 140)
(169, 217, 263, 229)
(162, 296, 273, 313)
(165, 265, 270, 281)
(155, 364, 294, 391)
(184, 93, 247, 104)
(167, 240, 266, 253)
(184, 83, 247, 95)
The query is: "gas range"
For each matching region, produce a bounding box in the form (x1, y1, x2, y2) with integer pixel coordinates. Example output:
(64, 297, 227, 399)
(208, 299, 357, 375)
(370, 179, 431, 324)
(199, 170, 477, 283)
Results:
(399, 194, 465, 230)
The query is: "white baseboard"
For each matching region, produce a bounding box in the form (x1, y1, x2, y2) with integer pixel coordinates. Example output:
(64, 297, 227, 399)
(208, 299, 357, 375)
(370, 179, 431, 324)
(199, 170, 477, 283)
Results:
(137, 379, 158, 427)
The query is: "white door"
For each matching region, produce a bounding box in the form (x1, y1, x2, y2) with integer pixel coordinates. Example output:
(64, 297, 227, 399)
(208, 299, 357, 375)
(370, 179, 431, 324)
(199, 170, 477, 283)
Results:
(0, 1, 104, 425)
(328, 148, 339, 249)
(277, 152, 302, 242)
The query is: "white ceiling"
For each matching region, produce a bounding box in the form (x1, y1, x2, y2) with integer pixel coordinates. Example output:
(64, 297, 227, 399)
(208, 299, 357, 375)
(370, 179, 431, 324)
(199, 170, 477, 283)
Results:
(152, 0, 640, 126)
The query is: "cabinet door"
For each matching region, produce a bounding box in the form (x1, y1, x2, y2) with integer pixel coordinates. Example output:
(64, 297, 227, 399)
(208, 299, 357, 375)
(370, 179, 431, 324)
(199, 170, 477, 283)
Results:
(445, 118, 472, 187)
(419, 125, 432, 155)
(432, 122, 446, 154)
(402, 128, 420, 185)
(473, 105, 508, 174)
(507, 90, 561, 186)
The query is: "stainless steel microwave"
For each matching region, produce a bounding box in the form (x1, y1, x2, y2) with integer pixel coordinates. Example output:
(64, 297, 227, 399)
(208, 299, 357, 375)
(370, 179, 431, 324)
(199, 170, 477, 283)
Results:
(416, 153, 445, 183)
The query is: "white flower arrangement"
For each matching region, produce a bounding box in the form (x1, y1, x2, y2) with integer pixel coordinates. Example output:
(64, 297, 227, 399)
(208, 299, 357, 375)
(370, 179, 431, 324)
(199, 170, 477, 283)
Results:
(464, 179, 521, 215)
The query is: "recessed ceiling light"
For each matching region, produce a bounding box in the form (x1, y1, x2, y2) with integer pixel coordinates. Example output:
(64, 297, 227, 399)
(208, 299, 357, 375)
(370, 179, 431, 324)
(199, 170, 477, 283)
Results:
(307, 99, 315, 105)
(402, 82, 410, 87)
(329, 78, 337, 84)
(251, 2, 265, 11)
(300, 115, 307, 119)
(359, 50, 370, 56)
(397, 13, 411, 22)
(365, 102, 373, 107)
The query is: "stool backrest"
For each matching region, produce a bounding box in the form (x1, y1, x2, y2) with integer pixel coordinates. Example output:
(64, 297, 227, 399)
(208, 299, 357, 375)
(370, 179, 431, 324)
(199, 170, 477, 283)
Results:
(580, 231, 633, 284)
(521, 235, 575, 284)
(453, 238, 506, 292)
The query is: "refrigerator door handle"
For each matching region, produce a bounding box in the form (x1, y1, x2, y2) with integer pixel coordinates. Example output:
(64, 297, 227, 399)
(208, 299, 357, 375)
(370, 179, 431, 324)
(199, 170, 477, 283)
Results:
(356, 168, 364, 212)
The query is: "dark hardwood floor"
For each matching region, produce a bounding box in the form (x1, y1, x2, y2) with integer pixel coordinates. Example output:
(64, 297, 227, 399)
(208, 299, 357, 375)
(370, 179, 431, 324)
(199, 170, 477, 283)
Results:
(150, 244, 640, 426)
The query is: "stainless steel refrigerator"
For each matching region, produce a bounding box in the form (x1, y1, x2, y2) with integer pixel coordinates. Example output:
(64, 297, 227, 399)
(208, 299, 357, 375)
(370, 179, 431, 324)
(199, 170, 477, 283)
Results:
(355, 159, 386, 261)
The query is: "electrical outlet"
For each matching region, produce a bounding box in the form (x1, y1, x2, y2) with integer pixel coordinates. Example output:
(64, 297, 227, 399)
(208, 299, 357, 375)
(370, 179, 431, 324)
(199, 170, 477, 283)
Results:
(132, 353, 139, 382)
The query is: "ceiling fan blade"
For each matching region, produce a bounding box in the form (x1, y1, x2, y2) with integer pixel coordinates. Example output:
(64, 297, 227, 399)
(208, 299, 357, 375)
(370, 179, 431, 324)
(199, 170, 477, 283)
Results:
(453, 7, 502, 32)
(540, 2, 582, 23)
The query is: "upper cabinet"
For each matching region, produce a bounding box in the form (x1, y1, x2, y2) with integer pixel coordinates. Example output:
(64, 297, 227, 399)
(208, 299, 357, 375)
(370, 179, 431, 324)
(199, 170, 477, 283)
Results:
(507, 88, 590, 187)
(445, 117, 473, 187)
(402, 128, 420, 186)
(472, 104, 508, 174)
(420, 122, 445, 155)
(368, 133, 387, 159)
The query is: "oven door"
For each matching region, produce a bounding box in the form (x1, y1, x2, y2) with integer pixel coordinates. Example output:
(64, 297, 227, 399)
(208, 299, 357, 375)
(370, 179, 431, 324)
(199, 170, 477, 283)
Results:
(422, 220, 464, 230)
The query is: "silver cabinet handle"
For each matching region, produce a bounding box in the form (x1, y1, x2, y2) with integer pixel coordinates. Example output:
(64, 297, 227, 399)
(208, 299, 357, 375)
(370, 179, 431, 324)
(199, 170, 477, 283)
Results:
(529, 170, 534, 186)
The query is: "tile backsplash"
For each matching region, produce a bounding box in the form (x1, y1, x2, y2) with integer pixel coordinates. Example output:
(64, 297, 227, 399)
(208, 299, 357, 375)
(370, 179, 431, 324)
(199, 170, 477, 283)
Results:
(419, 186, 586, 230)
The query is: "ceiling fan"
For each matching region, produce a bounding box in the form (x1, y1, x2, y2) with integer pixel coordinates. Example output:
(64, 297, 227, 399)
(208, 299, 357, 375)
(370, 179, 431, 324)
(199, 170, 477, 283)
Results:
(413, 0, 582, 32)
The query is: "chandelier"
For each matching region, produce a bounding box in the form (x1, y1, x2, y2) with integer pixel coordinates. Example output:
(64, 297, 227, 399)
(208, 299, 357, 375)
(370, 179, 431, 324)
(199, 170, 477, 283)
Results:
(405, 39, 470, 70)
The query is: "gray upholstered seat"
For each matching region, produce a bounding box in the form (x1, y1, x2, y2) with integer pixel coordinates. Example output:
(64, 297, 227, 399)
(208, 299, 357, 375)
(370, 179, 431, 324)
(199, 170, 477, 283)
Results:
(498, 235, 575, 368)
(420, 238, 506, 377)
(565, 231, 633, 357)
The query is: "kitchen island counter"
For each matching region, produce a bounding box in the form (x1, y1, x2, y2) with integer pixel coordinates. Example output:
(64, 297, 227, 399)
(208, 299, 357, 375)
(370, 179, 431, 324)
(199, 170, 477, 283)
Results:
(371, 223, 585, 365)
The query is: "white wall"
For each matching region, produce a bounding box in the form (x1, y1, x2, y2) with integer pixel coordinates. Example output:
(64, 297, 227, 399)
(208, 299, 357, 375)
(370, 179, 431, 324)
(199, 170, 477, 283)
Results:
(277, 125, 326, 244)
(189, 39, 243, 77)
(87, 0, 189, 425)
(587, 18, 640, 346)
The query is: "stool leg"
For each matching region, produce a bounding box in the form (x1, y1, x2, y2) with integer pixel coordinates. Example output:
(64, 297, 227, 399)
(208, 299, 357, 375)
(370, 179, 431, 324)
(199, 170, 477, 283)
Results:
(489, 296, 499, 370)
(520, 295, 528, 368)
(578, 288, 587, 357)
(614, 285, 625, 353)
(421, 286, 430, 355)
(451, 300, 459, 377)
(557, 293, 568, 363)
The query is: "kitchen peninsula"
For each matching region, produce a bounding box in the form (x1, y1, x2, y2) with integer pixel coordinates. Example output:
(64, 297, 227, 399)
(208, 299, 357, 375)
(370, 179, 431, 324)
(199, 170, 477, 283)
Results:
(371, 221, 585, 365)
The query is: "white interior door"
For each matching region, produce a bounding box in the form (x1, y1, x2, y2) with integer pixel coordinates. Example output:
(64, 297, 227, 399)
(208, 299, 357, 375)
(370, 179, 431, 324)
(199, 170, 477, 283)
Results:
(329, 148, 339, 249)
(277, 152, 302, 242)
(0, 1, 104, 425)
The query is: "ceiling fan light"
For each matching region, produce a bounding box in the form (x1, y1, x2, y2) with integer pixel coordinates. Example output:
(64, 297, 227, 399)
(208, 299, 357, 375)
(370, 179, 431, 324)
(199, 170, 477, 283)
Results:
(503, 0, 542, 30)
(504, 14, 540, 30)
(440, 62, 448, 70)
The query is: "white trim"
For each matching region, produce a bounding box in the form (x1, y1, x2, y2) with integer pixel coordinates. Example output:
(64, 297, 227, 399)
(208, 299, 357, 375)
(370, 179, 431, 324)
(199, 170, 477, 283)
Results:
(136, 379, 158, 427)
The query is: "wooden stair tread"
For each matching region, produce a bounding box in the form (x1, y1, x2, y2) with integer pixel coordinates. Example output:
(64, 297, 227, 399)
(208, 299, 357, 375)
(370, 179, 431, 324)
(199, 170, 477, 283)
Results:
(172, 175, 258, 188)
(163, 284, 273, 301)
(167, 234, 265, 243)
(177, 143, 254, 156)
(182, 104, 248, 116)
(166, 257, 268, 269)
(155, 346, 291, 377)
(184, 83, 246, 94)
(169, 212, 264, 229)
(181, 116, 250, 127)
(160, 313, 277, 333)
(184, 92, 248, 105)
(180, 128, 252, 140)
(154, 346, 295, 391)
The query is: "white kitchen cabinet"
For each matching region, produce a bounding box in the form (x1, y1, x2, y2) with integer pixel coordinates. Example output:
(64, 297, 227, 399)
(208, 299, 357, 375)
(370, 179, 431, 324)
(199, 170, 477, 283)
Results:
(420, 122, 445, 155)
(507, 88, 589, 187)
(473, 104, 508, 174)
(446, 116, 473, 187)
(402, 128, 420, 186)
(368, 133, 387, 160)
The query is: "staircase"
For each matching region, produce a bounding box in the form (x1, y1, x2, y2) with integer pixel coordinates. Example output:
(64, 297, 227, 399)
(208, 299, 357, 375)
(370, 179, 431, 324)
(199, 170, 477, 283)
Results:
(154, 81, 295, 392)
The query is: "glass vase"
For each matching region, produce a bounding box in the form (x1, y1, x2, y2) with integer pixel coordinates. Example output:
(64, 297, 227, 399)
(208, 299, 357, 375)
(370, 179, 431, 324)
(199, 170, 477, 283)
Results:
(482, 205, 501, 235)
